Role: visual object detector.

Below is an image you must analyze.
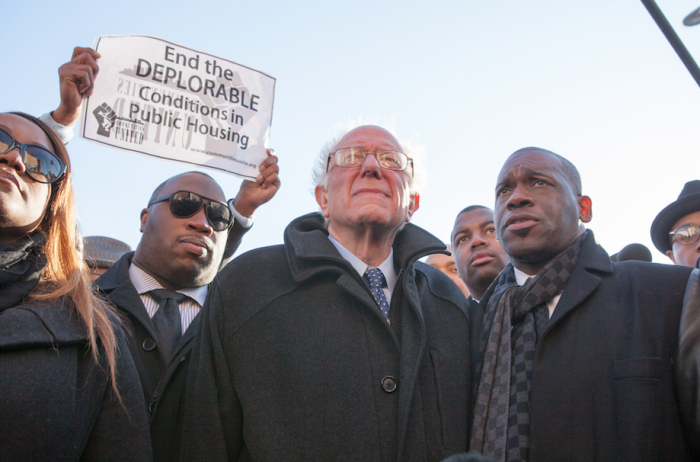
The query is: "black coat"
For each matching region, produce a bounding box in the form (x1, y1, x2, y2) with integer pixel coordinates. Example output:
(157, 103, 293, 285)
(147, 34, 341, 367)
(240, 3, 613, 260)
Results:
(466, 296, 484, 387)
(181, 213, 473, 462)
(479, 231, 700, 461)
(0, 297, 152, 461)
(95, 222, 249, 462)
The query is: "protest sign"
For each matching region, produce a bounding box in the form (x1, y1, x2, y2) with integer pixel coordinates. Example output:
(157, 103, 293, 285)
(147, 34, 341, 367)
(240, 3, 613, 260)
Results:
(80, 35, 275, 179)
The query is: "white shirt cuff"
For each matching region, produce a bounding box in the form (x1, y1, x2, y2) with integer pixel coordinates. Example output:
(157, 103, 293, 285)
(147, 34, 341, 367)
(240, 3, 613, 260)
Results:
(227, 199, 254, 228)
(39, 112, 75, 145)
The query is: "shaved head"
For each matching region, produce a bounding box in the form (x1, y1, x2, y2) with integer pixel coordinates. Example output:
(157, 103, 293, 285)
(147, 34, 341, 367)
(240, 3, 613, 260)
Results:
(149, 171, 221, 205)
(508, 147, 582, 196)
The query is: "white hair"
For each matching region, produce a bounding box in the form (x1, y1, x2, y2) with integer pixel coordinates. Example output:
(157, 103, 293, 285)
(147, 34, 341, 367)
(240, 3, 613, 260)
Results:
(311, 117, 427, 197)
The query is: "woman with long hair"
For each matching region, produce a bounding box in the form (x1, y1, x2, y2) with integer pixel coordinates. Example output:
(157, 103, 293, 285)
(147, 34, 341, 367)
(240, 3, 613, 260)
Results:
(0, 112, 152, 460)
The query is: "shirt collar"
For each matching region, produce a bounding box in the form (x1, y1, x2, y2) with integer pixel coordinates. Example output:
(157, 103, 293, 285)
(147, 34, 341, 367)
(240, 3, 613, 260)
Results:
(328, 235, 397, 293)
(128, 263, 208, 307)
(513, 266, 536, 286)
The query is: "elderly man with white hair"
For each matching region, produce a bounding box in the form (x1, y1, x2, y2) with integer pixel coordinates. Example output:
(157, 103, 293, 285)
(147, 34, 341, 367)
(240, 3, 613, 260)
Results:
(181, 125, 473, 461)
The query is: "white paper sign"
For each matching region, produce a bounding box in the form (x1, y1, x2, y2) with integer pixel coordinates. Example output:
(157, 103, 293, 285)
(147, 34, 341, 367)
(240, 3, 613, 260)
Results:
(80, 35, 276, 179)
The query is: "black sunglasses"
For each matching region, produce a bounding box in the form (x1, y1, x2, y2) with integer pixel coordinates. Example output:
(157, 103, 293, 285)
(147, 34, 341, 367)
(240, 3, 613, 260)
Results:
(0, 127, 66, 184)
(148, 190, 233, 232)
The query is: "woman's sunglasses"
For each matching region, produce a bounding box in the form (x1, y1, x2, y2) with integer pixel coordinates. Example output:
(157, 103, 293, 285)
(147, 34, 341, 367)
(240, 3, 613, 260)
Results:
(148, 190, 233, 232)
(0, 127, 66, 184)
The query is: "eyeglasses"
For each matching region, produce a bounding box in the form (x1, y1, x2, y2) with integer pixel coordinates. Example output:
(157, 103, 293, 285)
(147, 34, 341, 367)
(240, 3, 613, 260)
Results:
(148, 190, 233, 232)
(669, 224, 700, 246)
(326, 147, 413, 177)
(0, 127, 66, 183)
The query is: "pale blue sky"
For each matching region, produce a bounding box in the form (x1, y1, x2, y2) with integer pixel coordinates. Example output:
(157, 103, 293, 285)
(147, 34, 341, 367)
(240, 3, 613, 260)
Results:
(3, 0, 700, 262)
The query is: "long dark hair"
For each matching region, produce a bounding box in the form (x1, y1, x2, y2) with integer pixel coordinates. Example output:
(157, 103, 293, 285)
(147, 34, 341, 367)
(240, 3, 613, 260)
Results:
(10, 112, 120, 395)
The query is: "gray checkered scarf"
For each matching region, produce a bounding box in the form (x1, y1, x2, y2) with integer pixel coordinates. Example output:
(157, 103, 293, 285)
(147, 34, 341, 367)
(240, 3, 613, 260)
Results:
(469, 230, 588, 462)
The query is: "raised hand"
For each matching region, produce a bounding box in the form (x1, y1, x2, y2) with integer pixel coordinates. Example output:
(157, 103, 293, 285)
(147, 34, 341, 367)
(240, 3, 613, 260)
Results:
(231, 149, 281, 218)
(52, 47, 101, 127)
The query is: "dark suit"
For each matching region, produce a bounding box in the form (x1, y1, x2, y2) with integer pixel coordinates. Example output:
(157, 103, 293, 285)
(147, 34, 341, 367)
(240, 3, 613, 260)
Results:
(95, 222, 249, 462)
(480, 231, 700, 460)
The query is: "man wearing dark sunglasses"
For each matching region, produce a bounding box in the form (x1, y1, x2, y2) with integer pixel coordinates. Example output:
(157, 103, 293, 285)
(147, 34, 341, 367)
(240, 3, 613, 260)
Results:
(651, 180, 700, 269)
(182, 125, 472, 461)
(42, 46, 281, 461)
(95, 162, 279, 462)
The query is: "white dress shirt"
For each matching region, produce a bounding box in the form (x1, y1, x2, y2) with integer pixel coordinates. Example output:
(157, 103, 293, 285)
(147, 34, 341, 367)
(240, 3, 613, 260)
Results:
(514, 267, 562, 318)
(328, 235, 397, 304)
(128, 263, 207, 334)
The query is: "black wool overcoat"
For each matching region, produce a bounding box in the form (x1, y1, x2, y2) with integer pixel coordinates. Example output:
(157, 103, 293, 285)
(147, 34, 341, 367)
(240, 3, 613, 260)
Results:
(477, 231, 700, 461)
(0, 297, 152, 461)
(181, 213, 474, 461)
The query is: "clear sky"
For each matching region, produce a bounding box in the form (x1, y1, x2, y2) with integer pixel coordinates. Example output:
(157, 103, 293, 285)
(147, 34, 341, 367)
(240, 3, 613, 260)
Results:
(4, 0, 700, 263)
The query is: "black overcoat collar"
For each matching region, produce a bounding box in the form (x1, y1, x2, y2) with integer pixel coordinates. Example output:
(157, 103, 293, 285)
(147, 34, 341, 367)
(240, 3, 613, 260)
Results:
(96, 252, 160, 342)
(547, 230, 613, 329)
(284, 213, 448, 282)
(0, 298, 88, 350)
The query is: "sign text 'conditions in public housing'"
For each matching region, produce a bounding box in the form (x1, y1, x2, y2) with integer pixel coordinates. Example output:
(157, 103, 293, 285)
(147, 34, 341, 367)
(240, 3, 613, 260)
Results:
(80, 35, 275, 180)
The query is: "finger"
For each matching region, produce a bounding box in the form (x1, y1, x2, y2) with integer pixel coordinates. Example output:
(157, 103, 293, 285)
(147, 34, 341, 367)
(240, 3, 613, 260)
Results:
(60, 65, 96, 95)
(71, 47, 101, 61)
(258, 155, 278, 173)
(257, 164, 280, 185)
(65, 69, 94, 95)
(262, 173, 281, 190)
(60, 64, 95, 83)
(73, 52, 100, 76)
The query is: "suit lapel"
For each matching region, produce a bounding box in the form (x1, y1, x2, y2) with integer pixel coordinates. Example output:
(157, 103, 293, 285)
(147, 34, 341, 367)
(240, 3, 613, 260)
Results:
(174, 311, 200, 358)
(108, 279, 160, 341)
(547, 231, 610, 329)
(335, 274, 399, 340)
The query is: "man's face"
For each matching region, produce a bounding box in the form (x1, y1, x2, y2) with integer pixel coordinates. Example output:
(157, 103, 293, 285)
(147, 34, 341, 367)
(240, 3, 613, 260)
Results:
(133, 173, 228, 289)
(425, 252, 470, 297)
(666, 210, 700, 268)
(315, 125, 419, 237)
(0, 114, 52, 244)
(494, 150, 591, 272)
(451, 208, 509, 296)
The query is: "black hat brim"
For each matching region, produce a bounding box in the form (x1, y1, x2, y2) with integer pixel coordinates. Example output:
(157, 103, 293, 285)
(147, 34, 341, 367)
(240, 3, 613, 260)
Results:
(650, 193, 700, 253)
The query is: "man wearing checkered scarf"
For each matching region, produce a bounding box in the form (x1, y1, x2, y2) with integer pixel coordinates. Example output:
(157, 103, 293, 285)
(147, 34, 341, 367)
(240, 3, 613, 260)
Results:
(470, 147, 700, 462)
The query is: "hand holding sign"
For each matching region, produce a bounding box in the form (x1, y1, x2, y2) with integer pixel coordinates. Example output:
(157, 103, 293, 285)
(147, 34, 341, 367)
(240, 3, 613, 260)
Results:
(53, 47, 101, 127)
(232, 149, 281, 218)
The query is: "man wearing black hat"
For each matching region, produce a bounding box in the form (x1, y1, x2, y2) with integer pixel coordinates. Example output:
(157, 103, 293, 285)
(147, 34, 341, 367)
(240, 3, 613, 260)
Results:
(82, 236, 132, 280)
(651, 180, 700, 268)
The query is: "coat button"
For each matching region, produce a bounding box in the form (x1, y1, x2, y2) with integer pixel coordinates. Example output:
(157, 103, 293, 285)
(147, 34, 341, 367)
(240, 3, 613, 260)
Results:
(381, 376, 397, 393)
(148, 400, 156, 414)
(143, 338, 157, 351)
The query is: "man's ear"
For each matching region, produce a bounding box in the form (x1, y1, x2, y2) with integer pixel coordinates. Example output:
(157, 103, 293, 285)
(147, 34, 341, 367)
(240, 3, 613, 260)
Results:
(314, 185, 330, 218)
(406, 193, 420, 222)
(578, 195, 592, 223)
(666, 249, 677, 264)
(139, 208, 149, 233)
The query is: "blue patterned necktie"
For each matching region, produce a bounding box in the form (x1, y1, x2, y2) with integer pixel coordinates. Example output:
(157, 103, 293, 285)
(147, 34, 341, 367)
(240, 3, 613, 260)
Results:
(362, 268, 390, 319)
